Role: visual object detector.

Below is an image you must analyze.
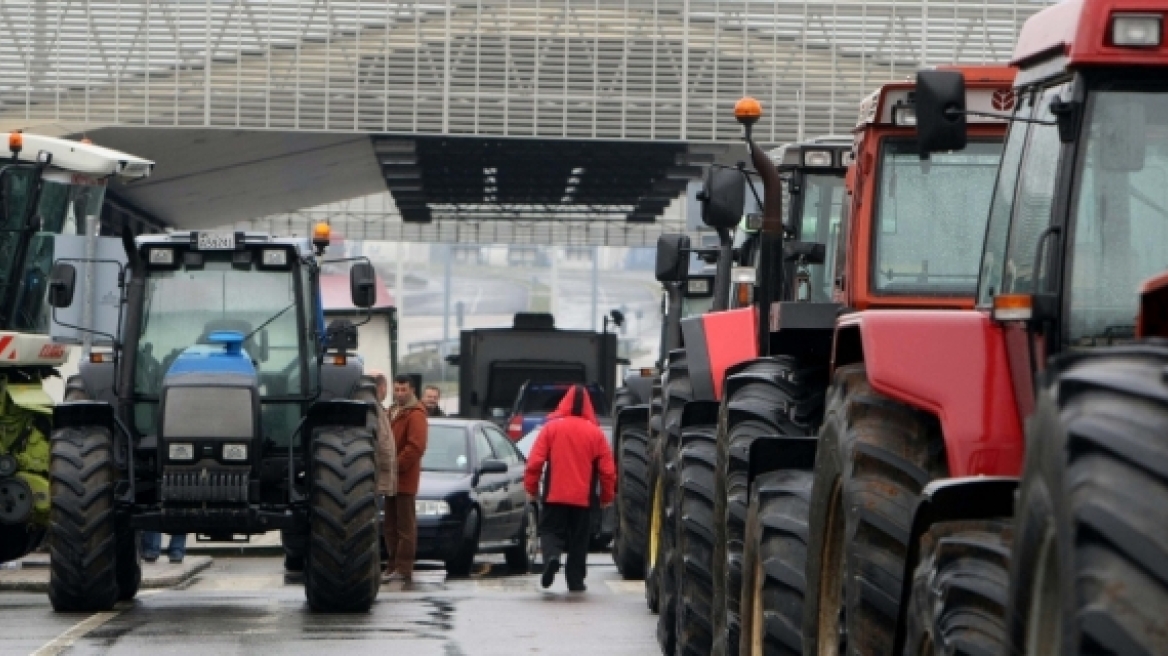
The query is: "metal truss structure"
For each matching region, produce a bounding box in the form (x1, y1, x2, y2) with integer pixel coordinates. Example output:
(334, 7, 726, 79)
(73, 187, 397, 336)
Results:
(0, 1, 1047, 244)
(2, 0, 1044, 142)
(226, 192, 690, 246)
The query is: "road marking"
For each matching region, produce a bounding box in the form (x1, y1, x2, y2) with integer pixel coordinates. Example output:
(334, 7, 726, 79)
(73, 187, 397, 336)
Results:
(31, 591, 161, 656)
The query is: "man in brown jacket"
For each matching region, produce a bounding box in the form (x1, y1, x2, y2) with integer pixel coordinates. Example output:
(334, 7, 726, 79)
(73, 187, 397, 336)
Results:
(368, 370, 397, 510)
(384, 374, 429, 583)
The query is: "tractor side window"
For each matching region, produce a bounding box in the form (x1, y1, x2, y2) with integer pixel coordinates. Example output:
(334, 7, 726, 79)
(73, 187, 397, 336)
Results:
(832, 193, 850, 297)
(977, 92, 1035, 306)
(1067, 89, 1168, 345)
(799, 173, 846, 302)
(997, 88, 1063, 298)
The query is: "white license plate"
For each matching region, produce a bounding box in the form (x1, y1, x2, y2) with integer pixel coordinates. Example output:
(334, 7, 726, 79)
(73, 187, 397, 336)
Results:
(197, 232, 235, 250)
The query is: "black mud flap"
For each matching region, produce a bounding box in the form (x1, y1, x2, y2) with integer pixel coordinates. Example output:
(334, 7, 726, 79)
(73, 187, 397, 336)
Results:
(746, 434, 818, 493)
(53, 401, 115, 433)
(892, 476, 1019, 652)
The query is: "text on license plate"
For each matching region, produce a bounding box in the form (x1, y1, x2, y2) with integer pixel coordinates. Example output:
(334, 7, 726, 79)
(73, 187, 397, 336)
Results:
(197, 232, 236, 250)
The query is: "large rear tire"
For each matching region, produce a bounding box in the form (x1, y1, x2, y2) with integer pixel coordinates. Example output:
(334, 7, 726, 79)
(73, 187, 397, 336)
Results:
(645, 379, 665, 612)
(305, 426, 380, 613)
(47, 426, 121, 612)
(653, 351, 691, 653)
(803, 364, 946, 655)
(613, 416, 650, 579)
(904, 519, 1011, 655)
(714, 356, 826, 655)
(738, 469, 814, 656)
(675, 421, 718, 655)
(1008, 347, 1168, 655)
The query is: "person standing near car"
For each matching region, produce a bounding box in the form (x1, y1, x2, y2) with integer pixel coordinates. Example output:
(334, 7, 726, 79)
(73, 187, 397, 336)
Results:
(421, 384, 445, 417)
(384, 374, 428, 584)
(523, 385, 616, 592)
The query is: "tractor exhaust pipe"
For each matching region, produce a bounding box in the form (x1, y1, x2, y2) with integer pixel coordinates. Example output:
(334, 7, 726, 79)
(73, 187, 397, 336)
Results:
(735, 98, 784, 358)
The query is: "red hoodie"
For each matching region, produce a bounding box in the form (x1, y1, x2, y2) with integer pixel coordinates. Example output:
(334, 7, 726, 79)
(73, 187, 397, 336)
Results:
(523, 385, 616, 508)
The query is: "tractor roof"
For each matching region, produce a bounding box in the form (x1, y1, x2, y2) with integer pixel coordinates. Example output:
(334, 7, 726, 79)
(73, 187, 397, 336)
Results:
(137, 231, 315, 257)
(768, 135, 853, 171)
(10, 133, 153, 179)
(1012, 0, 1168, 81)
(856, 65, 1017, 129)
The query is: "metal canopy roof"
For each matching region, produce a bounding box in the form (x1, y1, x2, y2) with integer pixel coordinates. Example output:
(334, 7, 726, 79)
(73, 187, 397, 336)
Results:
(375, 135, 702, 223)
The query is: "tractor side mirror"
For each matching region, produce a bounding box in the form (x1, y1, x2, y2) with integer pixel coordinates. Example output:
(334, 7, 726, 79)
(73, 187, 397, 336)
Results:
(699, 166, 746, 229)
(655, 234, 691, 283)
(48, 263, 77, 308)
(783, 241, 827, 265)
(349, 262, 376, 309)
(915, 70, 968, 155)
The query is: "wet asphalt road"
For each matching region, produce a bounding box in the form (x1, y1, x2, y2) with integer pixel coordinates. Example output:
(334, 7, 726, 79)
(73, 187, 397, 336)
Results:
(1, 554, 656, 655)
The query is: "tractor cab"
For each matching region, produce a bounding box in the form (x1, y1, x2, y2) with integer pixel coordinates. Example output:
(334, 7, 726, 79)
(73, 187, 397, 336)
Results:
(46, 225, 385, 613)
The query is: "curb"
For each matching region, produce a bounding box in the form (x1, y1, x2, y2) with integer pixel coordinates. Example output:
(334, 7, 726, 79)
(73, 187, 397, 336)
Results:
(0, 556, 214, 593)
(184, 545, 285, 558)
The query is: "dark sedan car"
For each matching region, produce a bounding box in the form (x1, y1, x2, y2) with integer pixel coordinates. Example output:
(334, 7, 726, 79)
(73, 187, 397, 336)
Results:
(390, 418, 537, 577)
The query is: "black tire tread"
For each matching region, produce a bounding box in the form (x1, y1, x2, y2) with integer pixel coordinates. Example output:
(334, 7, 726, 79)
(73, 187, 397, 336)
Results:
(305, 426, 380, 612)
(905, 519, 1012, 656)
(48, 426, 120, 612)
(654, 351, 691, 653)
(739, 468, 814, 656)
(676, 423, 718, 655)
(615, 418, 650, 579)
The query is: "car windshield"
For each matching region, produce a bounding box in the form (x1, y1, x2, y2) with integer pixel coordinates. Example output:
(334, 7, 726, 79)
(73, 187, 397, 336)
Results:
(135, 254, 304, 398)
(873, 139, 1003, 296)
(520, 386, 609, 416)
(1068, 89, 1168, 346)
(422, 425, 471, 472)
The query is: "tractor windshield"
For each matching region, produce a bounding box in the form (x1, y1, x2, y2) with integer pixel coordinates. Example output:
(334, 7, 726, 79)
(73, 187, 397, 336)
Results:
(136, 256, 305, 398)
(872, 139, 1002, 296)
(1067, 89, 1168, 346)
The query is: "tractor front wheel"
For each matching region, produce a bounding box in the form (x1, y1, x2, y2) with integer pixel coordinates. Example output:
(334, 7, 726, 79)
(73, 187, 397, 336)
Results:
(1008, 347, 1168, 655)
(47, 426, 122, 612)
(305, 426, 380, 612)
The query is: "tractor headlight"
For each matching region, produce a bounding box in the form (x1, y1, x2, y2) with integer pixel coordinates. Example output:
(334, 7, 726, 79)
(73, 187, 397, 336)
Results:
(1112, 13, 1162, 47)
(148, 248, 175, 266)
(222, 444, 248, 461)
(803, 150, 833, 168)
(261, 249, 288, 267)
(415, 500, 451, 517)
(168, 443, 194, 461)
(892, 104, 917, 127)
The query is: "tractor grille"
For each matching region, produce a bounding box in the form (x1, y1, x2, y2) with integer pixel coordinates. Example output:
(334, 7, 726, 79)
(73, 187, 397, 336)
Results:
(161, 468, 249, 503)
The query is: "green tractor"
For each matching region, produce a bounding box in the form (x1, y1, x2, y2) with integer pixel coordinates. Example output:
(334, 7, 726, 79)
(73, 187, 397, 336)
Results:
(0, 131, 153, 563)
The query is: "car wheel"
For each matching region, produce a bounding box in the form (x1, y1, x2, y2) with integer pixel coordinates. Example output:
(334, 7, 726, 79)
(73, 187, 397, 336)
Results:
(505, 504, 538, 573)
(446, 508, 480, 578)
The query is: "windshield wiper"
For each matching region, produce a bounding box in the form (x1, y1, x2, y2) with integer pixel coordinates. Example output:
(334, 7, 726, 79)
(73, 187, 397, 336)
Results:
(245, 302, 296, 341)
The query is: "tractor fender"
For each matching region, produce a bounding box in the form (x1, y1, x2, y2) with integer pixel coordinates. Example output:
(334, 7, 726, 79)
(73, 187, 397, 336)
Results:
(893, 476, 1019, 652)
(851, 310, 1024, 478)
(53, 400, 116, 433)
(613, 404, 650, 467)
(679, 400, 720, 432)
(745, 435, 818, 496)
(680, 307, 759, 402)
(302, 399, 371, 452)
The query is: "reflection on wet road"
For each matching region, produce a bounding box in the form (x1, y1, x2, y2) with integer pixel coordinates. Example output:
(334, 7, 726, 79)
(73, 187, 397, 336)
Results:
(3, 554, 657, 655)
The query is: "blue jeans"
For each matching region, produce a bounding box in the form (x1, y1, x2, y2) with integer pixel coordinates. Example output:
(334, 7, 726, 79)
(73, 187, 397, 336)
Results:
(141, 532, 187, 559)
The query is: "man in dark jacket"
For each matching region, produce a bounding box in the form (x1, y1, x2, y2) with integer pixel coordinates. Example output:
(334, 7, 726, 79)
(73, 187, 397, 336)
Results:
(523, 385, 616, 592)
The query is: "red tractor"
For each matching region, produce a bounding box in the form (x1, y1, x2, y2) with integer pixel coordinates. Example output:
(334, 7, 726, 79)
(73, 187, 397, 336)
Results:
(886, 1, 1168, 653)
(664, 68, 1017, 656)
(652, 67, 1017, 656)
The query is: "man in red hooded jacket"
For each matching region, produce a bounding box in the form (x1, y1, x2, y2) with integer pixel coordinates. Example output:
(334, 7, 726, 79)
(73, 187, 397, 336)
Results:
(524, 385, 616, 592)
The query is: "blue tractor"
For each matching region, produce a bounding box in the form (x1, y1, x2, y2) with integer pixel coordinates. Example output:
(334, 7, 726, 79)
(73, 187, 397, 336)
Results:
(45, 226, 383, 612)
